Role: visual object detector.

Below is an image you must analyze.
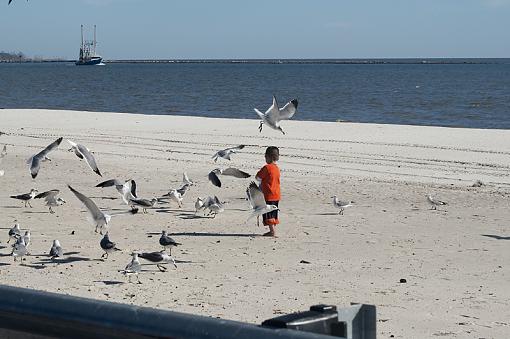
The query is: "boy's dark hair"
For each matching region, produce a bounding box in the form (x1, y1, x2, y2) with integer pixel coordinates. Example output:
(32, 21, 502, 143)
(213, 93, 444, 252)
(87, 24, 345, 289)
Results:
(265, 146, 279, 161)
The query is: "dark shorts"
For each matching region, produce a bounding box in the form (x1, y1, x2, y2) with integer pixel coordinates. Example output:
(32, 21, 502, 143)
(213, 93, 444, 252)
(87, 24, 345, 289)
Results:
(263, 201, 279, 226)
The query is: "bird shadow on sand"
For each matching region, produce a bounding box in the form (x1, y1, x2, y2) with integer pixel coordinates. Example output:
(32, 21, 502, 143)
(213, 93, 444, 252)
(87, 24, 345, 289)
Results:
(481, 234, 510, 240)
(156, 208, 189, 214)
(22, 211, 50, 214)
(177, 213, 214, 220)
(94, 280, 124, 285)
(169, 232, 260, 238)
(32, 256, 92, 265)
(2, 206, 24, 209)
(315, 212, 341, 216)
(0, 262, 11, 266)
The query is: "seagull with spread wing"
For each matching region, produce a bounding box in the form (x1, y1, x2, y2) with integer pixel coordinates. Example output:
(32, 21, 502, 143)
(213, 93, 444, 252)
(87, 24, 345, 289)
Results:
(67, 140, 102, 176)
(27, 137, 63, 179)
(212, 145, 245, 162)
(34, 189, 66, 214)
(246, 182, 279, 226)
(96, 178, 137, 204)
(68, 185, 111, 234)
(208, 167, 251, 188)
(254, 96, 298, 134)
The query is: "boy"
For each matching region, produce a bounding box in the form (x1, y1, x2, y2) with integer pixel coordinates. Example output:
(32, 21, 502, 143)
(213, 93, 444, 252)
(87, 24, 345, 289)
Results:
(256, 146, 280, 237)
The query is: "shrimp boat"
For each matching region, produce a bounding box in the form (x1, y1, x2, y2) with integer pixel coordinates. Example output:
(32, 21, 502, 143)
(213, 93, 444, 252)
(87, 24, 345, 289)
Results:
(76, 25, 103, 66)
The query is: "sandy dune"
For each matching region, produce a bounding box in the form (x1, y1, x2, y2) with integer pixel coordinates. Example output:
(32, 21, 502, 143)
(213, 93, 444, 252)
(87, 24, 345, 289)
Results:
(0, 109, 509, 338)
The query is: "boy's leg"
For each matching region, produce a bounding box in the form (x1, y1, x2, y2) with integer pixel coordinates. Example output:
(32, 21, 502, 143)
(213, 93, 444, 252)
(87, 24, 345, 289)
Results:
(262, 201, 279, 237)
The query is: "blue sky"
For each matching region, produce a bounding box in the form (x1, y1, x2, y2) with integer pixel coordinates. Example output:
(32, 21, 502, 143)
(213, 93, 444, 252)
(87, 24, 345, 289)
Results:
(1, 0, 509, 59)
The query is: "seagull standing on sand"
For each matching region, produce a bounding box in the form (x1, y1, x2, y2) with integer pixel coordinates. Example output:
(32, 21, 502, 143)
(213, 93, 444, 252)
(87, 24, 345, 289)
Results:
(8, 222, 21, 243)
(195, 197, 204, 214)
(212, 145, 245, 162)
(427, 194, 447, 210)
(0, 145, 7, 176)
(208, 168, 251, 188)
(129, 197, 158, 213)
(246, 182, 279, 226)
(10, 189, 38, 208)
(67, 140, 102, 176)
(100, 233, 121, 259)
(96, 179, 137, 204)
(12, 237, 28, 263)
(122, 252, 142, 284)
(159, 230, 181, 254)
(254, 96, 298, 134)
(27, 137, 63, 179)
(49, 240, 63, 259)
(34, 189, 66, 214)
(138, 251, 177, 271)
(332, 196, 354, 215)
(68, 185, 111, 234)
(162, 183, 190, 208)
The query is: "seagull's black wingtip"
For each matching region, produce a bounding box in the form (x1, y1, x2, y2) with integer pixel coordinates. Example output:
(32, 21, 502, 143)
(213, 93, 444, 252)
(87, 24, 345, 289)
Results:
(291, 99, 298, 108)
(95, 169, 102, 177)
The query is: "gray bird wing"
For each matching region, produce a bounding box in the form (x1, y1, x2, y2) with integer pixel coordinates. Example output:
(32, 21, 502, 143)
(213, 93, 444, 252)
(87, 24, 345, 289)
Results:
(247, 182, 266, 209)
(221, 167, 251, 178)
(139, 252, 163, 263)
(68, 185, 105, 223)
(278, 99, 298, 120)
(176, 183, 190, 197)
(28, 137, 63, 179)
(76, 144, 102, 176)
(35, 189, 60, 202)
(208, 171, 222, 188)
(96, 179, 123, 188)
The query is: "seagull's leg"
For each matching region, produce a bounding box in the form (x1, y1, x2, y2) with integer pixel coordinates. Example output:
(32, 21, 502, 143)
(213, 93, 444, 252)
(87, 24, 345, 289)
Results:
(137, 274, 142, 284)
(258, 121, 264, 133)
(29, 201, 32, 208)
(157, 264, 167, 272)
(171, 257, 177, 269)
(127, 275, 132, 283)
(49, 206, 54, 214)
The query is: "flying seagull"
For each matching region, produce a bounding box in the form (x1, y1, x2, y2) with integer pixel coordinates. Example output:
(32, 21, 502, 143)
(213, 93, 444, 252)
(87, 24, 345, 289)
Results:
(100, 232, 121, 259)
(331, 196, 354, 215)
(195, 197, 205, 214)
(182, 172, 194, 186)
(162, 183, 190, 208)
(212, 145, 245, 162)
(427, 194, 447, 210)
(68, 185, 111, 234)
(138, 251, 177, 271)
(208, 167, 251, 188)
(10, 189, 38, 208)
(96, 179, 137, 204)
(34, 189, 66, 214)
(159, 230, 181, 254)
(129, 197, 158, 213)
(254, 95, 298, 134)
(246, 182, 279, 226)
(49, 240, 63, 259)
(27, 137, 63, 179)
(67, 140, 102, 176)
(203, 196, 224, 218)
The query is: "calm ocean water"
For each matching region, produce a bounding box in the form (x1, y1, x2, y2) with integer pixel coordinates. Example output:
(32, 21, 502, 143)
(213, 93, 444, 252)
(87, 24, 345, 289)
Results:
(1, 60, 509, 129)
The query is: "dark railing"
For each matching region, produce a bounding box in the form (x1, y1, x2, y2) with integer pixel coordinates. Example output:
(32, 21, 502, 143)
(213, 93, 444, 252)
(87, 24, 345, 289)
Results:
(0, 284, 376, 338)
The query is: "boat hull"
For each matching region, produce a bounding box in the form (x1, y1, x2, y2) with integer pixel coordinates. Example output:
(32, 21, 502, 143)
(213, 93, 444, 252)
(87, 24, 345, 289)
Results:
(75, 57, 103, 66)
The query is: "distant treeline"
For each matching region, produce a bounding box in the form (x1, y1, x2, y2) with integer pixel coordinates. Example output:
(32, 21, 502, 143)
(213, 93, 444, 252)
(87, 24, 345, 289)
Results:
(0, 51, 27, 62)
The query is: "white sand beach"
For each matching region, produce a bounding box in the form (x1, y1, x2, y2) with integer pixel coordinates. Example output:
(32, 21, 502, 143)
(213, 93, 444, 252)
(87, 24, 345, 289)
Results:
(0, 109, 509, 338)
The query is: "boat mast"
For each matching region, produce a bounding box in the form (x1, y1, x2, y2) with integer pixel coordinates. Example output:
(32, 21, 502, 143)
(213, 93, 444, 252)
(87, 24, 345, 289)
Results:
(93, 25, 96, 56)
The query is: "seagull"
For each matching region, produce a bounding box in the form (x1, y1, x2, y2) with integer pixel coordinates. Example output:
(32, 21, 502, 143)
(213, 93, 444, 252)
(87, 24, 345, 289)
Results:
(427, 194, 447, 210)
(159, 230, 181, 254)
(182, 172, 194, 186)
(254, 95, 298, 134)
(10, 189, 38, 208)
(49, 240, 63, 259)
(0, 145, 7, 176)
(212, 145, 245, 162)
(331, 196, 354, 215)
(96, 179, 137, 204)
(195, 197, 204, 214)
(12, 237, 28, 264)
(129, 197, 158, 213)
(203, 196, 224, 218)
(34, 189, 66, 214)
(27, 137, 63, 179)
(246, 182, 279, 226)
(22, 230, 31, 248)
(208, 168, 251, 188)
(68, 185, 111, 234)
(67, 140, 102, 176)
(121, 252, 142, 284)
(8, 222, 21, 243)
(100, 232, 121, 259)
(138, 251, 177, 271)
(162, 183, 190, 208)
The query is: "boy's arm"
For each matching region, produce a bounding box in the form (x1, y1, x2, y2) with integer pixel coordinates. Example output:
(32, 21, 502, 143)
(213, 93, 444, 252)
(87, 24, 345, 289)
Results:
(255, 166, 266, 186)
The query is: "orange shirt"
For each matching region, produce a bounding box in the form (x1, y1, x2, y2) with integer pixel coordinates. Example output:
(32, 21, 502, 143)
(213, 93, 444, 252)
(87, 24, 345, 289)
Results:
(256, 162, 280, 201)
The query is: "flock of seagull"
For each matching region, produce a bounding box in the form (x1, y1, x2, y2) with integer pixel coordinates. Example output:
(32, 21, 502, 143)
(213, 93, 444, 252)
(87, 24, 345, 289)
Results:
(1, 96, 320, 283)
(2, 95, 448, 282)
